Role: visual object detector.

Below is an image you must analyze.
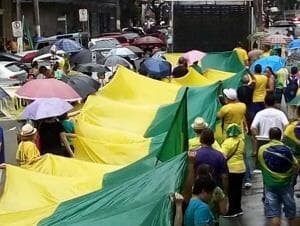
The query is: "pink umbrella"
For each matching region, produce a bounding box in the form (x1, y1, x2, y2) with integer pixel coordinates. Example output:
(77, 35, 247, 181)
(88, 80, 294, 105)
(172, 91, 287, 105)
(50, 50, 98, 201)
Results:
(182, 50, 206, 65)
(16, 79, 81, 102)
(262, 34, 292, 45)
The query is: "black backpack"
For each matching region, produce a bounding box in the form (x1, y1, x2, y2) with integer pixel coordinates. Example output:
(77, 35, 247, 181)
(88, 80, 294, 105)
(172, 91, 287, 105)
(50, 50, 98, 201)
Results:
(284, 76, 299, 102)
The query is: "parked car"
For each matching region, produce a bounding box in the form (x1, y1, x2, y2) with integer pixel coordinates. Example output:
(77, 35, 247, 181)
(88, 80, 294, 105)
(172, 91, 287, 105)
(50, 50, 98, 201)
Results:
(0, 61, 28, 86)
(0, 52, 22, 62)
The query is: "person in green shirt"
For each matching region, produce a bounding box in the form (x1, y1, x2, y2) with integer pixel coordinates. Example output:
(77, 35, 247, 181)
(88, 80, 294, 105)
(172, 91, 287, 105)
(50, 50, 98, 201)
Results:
(258, 127, 299, 226)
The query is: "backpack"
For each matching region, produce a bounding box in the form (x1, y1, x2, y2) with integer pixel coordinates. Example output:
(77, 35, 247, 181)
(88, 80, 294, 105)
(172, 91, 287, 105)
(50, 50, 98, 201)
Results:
(284, 76, 299, 102)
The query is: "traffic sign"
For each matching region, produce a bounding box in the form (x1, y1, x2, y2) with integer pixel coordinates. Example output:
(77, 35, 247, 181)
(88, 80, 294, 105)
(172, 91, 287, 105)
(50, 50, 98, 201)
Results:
(11, 21, 23, 38)
(79, 9, 88, 22)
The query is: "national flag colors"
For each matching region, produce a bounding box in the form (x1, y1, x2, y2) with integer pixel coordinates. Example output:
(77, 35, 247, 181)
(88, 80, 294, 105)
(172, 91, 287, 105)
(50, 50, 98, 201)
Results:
(0, 51, 245, 226)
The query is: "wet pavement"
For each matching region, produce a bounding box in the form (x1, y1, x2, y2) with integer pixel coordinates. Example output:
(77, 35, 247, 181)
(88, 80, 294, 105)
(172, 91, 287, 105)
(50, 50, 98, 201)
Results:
(1, 120, 300, 226)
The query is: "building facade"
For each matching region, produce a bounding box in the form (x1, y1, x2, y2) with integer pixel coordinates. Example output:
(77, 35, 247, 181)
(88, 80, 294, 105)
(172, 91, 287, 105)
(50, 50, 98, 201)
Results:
(2, 0, 120, 42)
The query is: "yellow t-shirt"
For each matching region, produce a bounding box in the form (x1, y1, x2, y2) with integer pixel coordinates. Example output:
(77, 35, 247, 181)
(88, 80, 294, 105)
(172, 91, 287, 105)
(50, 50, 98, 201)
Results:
(253, 74, 268, 103)
(217, 102, 246, 132)
(189, 136, 222, 152)
(221, 137, 245, 173)
(261, 51, 271, 58)
(16, 141, 40, 166)
(234, 47, 248, 65)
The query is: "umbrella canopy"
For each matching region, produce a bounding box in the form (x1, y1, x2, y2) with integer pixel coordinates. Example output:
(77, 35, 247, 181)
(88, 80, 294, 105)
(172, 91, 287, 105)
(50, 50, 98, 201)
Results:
(74, 63, 107, 74)
(182, 50, 206, 65)
(288, 39, 300, 49)
(70, 49, 105, 65)
(16, 79, 81, 102)
(54, 39, 82, 53)
(107, 47, 137, 59)
(21, 51, 38, 63)
(250, 56, 286, 73)
(262, 34, 292, 45)
(62, 75, 100, 99)
(104, 55, 132, 68)
(37, 46, 51, 56)
(132, 36, 164, 46)
(140, 58, 172, 77)
(248, 49, 263, 61)
(21, 98, 73, 120)
(125, 45, 144, 54)
(122, 32, 140, 40)
(247, 31, 269, 41)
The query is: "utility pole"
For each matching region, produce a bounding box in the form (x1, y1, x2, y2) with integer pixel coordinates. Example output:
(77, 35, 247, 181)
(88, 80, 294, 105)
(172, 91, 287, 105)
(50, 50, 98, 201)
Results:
(16, 0, 21, 21)
(116, 0, 121, 30)
(33, 0, 41, 37)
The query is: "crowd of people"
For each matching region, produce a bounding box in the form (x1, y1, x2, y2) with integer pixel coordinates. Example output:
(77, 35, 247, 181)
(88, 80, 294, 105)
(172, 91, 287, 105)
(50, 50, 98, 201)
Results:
(2, 39, 300, 226)
(170, 43, 300, 226)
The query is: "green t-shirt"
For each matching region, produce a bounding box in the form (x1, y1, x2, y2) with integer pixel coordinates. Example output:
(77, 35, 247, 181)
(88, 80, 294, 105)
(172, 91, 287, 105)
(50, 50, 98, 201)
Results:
(208, 186, 225, 221)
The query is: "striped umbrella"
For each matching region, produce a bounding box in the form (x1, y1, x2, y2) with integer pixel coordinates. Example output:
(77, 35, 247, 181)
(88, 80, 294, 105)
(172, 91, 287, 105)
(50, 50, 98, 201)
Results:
(262, 34, 292, 45)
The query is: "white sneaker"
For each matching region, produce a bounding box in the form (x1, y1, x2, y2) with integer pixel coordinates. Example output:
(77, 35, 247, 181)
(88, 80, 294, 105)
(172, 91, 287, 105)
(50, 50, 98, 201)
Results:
(253, 169, 262, 174)
(244, 182, 252, 189)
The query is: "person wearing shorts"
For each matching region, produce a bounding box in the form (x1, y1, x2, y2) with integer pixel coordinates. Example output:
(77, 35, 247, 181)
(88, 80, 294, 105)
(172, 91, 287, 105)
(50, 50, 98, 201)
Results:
(258, 127, 299, 226)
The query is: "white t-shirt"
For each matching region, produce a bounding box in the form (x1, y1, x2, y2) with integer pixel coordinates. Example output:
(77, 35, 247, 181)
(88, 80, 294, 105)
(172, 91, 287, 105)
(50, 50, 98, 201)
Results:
(251, 107, 289, 138)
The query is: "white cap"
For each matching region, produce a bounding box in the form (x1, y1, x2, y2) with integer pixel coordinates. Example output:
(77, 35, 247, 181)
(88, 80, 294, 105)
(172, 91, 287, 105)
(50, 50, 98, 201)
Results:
(223, 88, 237, 100)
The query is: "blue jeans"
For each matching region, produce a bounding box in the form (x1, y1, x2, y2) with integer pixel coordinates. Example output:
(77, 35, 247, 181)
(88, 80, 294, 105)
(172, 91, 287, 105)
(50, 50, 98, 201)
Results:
(264, 186, 296, 219)
(243, 134, 253, 183)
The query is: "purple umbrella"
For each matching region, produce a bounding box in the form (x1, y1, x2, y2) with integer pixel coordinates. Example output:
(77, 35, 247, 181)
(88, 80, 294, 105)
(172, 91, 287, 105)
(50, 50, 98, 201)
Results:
(21, 98, 73, 120)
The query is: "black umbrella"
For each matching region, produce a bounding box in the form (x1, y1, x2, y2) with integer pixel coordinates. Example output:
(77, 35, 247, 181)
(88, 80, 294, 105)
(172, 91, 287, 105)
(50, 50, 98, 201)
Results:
(70, 49, 105, 65)
(63, 75, 100, 99)
(37, 46, 51, 56)
(74, 63, 107, 74)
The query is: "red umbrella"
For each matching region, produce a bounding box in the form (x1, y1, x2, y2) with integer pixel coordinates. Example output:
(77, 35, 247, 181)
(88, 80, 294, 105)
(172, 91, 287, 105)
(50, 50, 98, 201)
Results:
(16, 79, 81, 102)
(132, 36, 164, 46)
(21, 51, 38, 63)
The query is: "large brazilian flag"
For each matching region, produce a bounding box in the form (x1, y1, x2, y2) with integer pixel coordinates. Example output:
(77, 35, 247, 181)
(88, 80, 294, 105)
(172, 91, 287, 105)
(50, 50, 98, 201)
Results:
(0, 66, 189, 226)
(0, 51, 245, 225)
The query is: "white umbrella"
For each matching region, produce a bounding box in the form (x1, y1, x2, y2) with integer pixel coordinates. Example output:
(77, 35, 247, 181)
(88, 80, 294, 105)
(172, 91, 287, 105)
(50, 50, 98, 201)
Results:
(107, 47, 137, 60)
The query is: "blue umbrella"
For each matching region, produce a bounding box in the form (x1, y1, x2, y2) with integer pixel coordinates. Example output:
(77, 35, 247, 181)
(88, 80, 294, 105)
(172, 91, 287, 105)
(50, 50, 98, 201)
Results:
(140, 58, 171, 78)
(250, 56, 286, 73)
(0, 87, 10, 100)
(22, 98, 73, 120)
(54, 39, 82, 53)
(288, 39, 300, 49)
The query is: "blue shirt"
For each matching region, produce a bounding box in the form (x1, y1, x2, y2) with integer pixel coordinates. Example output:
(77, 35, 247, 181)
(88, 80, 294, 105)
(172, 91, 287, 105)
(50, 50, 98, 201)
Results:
(184, 199, 214, 226)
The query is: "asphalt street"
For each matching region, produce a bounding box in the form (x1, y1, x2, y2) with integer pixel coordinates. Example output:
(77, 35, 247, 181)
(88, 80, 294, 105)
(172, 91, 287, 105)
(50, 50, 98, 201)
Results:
(1, 119, 300, 226)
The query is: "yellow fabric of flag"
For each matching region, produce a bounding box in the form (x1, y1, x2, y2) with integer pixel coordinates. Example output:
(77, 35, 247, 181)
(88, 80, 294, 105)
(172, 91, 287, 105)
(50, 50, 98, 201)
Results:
(0, 154, 121, 225)
(164, 53, 183, 67)
(74, 66, 182, 164)
(203, 69, 234, 82)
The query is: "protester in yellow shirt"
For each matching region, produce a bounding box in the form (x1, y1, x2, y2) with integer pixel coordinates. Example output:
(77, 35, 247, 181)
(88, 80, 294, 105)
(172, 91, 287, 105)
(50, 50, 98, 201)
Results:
(16, 124, 41, 166)
(218, 88, 247, 141)
(189, 117, 222, 151)
(221, 124, 245, 217)
(233, 42, 249, 66)
(261, 45, 271, 58)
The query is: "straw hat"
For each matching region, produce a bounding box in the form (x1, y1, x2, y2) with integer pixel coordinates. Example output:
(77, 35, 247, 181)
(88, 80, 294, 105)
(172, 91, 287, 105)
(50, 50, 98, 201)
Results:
(191, 117, 208, 130)
(223, 88, 237, 100)
(20, 124, 37, 137)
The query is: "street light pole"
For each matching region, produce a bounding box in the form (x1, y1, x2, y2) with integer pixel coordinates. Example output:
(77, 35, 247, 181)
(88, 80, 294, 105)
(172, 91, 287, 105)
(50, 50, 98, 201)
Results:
(33, 0, 41, 37)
